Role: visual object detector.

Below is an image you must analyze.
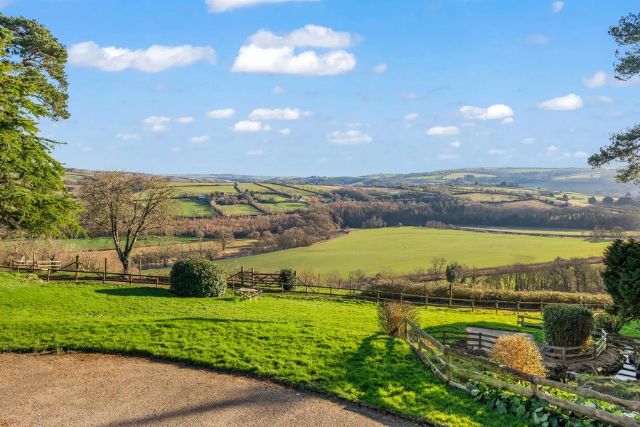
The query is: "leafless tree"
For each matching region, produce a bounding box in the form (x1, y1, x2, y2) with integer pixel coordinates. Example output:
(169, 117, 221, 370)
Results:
(80, 172, 175, 272)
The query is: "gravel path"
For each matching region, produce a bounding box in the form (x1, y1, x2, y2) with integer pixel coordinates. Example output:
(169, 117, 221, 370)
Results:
(0, 353, 420, 427)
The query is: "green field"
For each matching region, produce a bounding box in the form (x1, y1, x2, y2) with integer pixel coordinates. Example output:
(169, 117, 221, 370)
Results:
(0, 236, 201, 252)
(174, 198, 218, 217)
(219, 227, 610, 277)
(217, 204, 262, 216)
(0, 273, 541, 426)
(260, 202, 308, 213)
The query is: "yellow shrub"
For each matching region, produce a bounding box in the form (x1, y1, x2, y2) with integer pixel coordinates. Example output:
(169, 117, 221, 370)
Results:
(490, 334, 546, 377)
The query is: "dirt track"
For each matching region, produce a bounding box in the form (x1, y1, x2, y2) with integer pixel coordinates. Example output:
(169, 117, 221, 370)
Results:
(0, 353, 420, 427)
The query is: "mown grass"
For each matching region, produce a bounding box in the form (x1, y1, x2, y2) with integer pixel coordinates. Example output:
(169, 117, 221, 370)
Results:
(0, 273, 535, 426)
(217, 204, 262, 216)
(174, 198, 218, 217)
(219, 227, 610, 277)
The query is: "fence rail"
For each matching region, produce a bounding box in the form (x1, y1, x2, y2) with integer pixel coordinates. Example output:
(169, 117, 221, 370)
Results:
(404, 319, 640, 427)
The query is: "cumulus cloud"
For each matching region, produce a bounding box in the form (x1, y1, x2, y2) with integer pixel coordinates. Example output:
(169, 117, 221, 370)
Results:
(521, 137, 536, 145)
(502, 117, 514, 124)
(190, 135, 210, 143)
(403, 113, 419, 121)
(526, 34, 549, 45)
(206, 108, 236, 119)
(551, 1, 564, 13)
(143, 116, 171, 132)
(460, 104, 514, 121)
(116, 133, 139, 141)
(546, 145, 560, 152)
(450, 140, 462, 148)
(583, 71, 607, 88)
(426, 126, 459, 136)
(206, 0, 316, 13)
(373, 63, 388, 73)
(69, 42, 216, 72)
(537, 93, 583, 110)
(326, 130, 373, 145)
(232, 25, 357, 76)
(272, 85, 286, 94)
(279, 128, 292, 136)
(233, 120, 264, 132)
(248, 108, 310, 121)
(177, 116, 194, 124)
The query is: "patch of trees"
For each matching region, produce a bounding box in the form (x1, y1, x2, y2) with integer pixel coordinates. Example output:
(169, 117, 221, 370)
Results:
(326, 199, 640, 230)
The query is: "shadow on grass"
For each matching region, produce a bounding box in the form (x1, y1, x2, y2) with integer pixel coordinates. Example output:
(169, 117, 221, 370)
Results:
(425, 321, 544, 342)
(95, 287, 174, 298)
(156, 317, 286, 325)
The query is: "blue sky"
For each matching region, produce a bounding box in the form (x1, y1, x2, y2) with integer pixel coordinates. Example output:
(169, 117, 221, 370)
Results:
(3, 0, 639, 176)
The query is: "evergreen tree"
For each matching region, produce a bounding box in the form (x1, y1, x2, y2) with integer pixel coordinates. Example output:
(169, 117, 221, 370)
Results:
(602, 239, 640, 321)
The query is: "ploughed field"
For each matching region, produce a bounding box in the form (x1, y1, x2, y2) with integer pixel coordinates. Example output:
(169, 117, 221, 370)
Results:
(220, 227, 610, 277)
(0, 273, 540, 426)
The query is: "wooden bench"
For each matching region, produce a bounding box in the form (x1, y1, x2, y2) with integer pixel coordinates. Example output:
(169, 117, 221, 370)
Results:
(236, 287, 261, 301)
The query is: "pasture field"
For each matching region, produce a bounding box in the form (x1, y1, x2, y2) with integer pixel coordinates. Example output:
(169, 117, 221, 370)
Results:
(219, 227, 610, 277)
(169, 183, 237, 196)
(260, 202, 308, 213)
(217, 204, 262, 216)
(174, 198, 218, 217)
(0, 273, 539, 426)
(0, 236, 201, 252)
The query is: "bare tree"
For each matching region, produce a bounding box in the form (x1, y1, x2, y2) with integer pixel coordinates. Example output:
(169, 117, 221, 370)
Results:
(80, 172, 175, 272)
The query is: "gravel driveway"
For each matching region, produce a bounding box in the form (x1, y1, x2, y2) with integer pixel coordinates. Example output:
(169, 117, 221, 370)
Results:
(0, 353, 420, 427)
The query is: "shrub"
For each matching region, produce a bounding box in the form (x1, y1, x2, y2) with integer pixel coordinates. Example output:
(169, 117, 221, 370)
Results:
(278, 268, 296, 291)
(378, 302, 417, 338)
(491, 334, 546, 377)
(594, 313, 625, 334)
(170, 258, 226, 297)
(543, 304, 593, 347)
(602, 239, 640, 321)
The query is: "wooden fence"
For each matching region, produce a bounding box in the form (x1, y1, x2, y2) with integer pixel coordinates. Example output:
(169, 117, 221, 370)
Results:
(517, 314, 544, 329)
(404, 319, 640, 427)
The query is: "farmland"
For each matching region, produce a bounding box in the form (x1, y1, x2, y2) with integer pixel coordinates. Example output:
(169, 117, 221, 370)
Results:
(0, 273, 540, 426)
(219, 227, 610, 277)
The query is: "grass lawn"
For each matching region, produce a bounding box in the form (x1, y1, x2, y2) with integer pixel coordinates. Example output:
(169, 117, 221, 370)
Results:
(0, 273, 536, 426)
(219, 227, 610, 277)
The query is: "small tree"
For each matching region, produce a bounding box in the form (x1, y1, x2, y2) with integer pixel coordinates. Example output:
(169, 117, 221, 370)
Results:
(278, 268, 296, 291)
(215, 228, 233, 251)
(80, 172, 175, 272)
(602, 239, 640, 322)
(445, 262, 464, 305)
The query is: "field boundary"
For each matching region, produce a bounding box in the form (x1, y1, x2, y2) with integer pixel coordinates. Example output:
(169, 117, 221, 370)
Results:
(0, 264, 607, 313)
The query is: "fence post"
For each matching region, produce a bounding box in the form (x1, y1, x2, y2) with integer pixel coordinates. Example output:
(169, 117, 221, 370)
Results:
(74, 255, 80, 283)
(471, 296, 475, 312)
(240, 266, 245, 287)
(561, 347, 566, 362)
(129, 273, 133, 285)
(32, 253, 36, 273)
(478, 332, 483, 351)
(495, 300, 499, 314)
(400, 293, 404, 303)
(377, 290, 380, 303)
(156, 277, 159, 288)
(46, 268, 51, 282)
(516, 301, 520, 316)
(103, 258, 107, 283)
(251, 267, 255, 286)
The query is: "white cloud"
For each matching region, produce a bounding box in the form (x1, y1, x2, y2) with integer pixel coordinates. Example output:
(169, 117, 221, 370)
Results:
(248, 108, 310, 121)
(327, 130, 373, 145)
(207, 108, 236, 119)
(232, 25, 357, 76)
(233, 120, 264, 132)
(403, 113, 419, 121)
(546, 145, 560, 152)
(247, 148, 264, 156)
(272, 85, 286, 94)
(69, 42, 216, 72)
(450, 140, 462, 148)
(551, 1, 564, 13)
(488, 148, 507, 155)
(502, 117, 514, 124)
(177, 116, 194, 124)
(373, 63, 388, 73)
(460, 104, 514, 121)
(143, 116, 171, 132)
(116, 132, 139, 141)
(249, 25, 354, 49)
(537, 93, 583, 111)
(526, 34, 549, 45)
(206, 0, 317, 13)
(583, 71, 607, 88)
(521, 137, 536, 145)
(190, 135, 210, 143)
(427, 126, 460, 136)
(279, 128, 291, 136)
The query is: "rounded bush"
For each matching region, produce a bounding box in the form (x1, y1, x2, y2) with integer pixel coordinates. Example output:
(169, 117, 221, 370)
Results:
(278, 268, 296, 291)
(170, 258, 227, 297)
(543, 304, 593, 347)
(491, 334, 546, 377)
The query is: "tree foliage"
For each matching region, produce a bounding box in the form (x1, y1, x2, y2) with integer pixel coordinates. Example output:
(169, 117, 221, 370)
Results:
(80, 172, 175, 272)
(601, 239, 640, 321)
(589, 12, 640, 183)
(0, 15, 78, 236)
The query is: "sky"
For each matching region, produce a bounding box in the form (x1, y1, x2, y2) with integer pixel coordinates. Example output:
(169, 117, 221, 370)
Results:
(2, 0, 639, 176)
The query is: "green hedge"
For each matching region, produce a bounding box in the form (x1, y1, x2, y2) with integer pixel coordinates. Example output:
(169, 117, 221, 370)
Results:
(278, 268, 296, 291)
(170, 258, 227, 297)
(543, 304, 593, 347)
